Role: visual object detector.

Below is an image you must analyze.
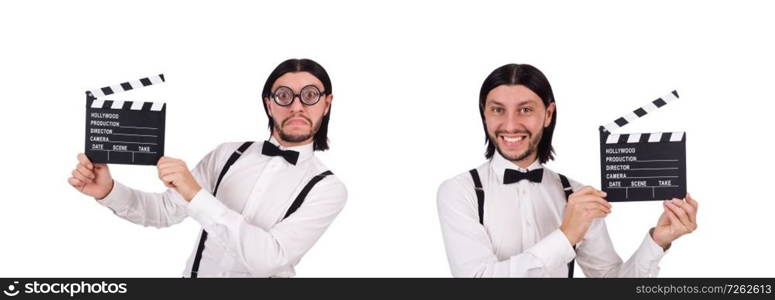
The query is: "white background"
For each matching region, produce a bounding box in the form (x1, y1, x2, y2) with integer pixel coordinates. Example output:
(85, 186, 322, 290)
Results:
(1, 0, 773, 277)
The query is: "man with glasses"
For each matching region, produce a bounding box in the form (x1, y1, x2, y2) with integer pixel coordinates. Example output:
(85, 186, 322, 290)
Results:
(67, 58, 347, 277)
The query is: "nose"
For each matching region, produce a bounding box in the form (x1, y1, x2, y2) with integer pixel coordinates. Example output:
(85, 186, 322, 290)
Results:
(288, 95, 305, 113)
(503, 110, 525, 131)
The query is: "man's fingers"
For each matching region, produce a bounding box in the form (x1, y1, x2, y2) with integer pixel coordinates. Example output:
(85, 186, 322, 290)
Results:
(68, 177, 85, 189)
(160, 173, 173, 183)
(157, 164, 185, 174)
(157, 160, 186, 172)
(76, 164, 95, 180)
(674, 198, 697, 223)
(158, 170, 174, 180)
(576, 186, 595, 194)
(576, 186, 606, 197)
(156, 160, 174, 169)
(71, 169, 91, 183)
(578, 194, 611, 209)
(665, 200, 693, 231)
(157, 156, 182, 166)
(160, 172, 181, 183)
(663, 204, 684, 229)
(157, 166, 185, 178)
(77, 153, 93, 169)
(586, 202, 611, 214)
(679, 195, 699, 231)
(587, 206, 610, 219)
(156, 157, 174, 168)
(160, 174, 178, 188)
(686, 193, 699, 210)
(581, 202, 610, 215)
(592, 196, 611, 209)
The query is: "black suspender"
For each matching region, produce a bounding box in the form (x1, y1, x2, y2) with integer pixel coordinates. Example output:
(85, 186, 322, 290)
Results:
(469, 169, 576, 278)
(189, 141, 332, 278)
(469, 169, 485, 225)
(284, 170, 334, 219)
(558, 173, 576, 278)
(190, 141, 253, 278)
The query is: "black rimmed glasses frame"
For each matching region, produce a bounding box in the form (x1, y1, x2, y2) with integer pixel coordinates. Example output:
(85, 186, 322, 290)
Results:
(270, 85, 327, 107)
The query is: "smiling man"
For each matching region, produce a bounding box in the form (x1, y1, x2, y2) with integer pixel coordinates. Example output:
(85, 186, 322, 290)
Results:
(436, 63, 698, 277)
(68, 58, 347, 277)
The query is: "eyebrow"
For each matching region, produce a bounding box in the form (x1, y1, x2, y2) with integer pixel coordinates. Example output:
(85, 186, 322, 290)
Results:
(486, 99, 538, 106)
(487, 100, 505, 106)
(273, 84, 323, 92)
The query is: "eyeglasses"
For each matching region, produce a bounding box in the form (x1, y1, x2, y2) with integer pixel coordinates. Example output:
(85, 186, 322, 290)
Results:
(270, 85, 326, 106)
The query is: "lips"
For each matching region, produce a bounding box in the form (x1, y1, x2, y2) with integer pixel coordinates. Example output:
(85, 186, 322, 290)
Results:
(284, 117, 310, 127)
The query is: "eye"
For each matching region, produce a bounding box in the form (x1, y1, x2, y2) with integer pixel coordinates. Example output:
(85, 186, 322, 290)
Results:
(519, 107, 533, 113)
(491, 107, 504, 114)
(302, 90, 319, 99)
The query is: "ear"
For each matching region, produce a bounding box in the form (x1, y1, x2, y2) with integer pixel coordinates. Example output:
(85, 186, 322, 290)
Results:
(323, 94, 333, 115)
(264, 97, 273, 117)
(544, 102, 556, 128)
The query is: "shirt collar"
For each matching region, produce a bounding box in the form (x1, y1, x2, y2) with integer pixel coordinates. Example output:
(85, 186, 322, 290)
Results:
(490, 150, 543, 184)
(267, 136, 314, 164)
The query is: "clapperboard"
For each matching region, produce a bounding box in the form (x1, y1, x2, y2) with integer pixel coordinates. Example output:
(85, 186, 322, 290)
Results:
(84, 74, 166, 165)
(599, 90, 686, 202)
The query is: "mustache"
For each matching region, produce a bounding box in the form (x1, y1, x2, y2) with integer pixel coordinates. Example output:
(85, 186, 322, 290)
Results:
(494, 129, 532, 137)
(281, 114, 312, 126)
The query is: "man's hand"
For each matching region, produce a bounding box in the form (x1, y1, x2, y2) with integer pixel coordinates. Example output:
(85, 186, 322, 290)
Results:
(157, 156, 201, 202)
(68, 153, 114, 199)
(651, 193, 698, 249)
(560, 186, 611, 245)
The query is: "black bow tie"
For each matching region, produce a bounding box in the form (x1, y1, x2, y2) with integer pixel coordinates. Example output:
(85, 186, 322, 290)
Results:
(261, 141, 299, 165)
(503, 168, 543, 184)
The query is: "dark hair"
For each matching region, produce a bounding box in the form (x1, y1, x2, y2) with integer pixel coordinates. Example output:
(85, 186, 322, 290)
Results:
(479, 63, 557, 163)
(261, 58, 332, 151)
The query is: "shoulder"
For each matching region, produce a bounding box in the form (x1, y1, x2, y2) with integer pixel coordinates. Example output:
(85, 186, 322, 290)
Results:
(542, 167, 587, 191)
(437, 162, 489, 204)
(211, 141, 258, 158)
(305, 157, 348, 200)
(192, 141, 263, 174)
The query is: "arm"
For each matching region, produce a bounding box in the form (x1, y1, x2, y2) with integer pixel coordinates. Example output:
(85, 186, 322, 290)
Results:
(186, 178, 347, 276)
(576, 194, 698, 277)
(96, 181, 190, 228)
(575, 218, 666, 277)
(96, 147, 219, 228)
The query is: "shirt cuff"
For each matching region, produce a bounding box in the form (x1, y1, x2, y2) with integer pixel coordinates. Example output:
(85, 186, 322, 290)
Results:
(95, 180, 130, 208)
(186, 189, 230, 228)
(525, 229, 577, 269)
(635, 231, 667, 276)
(639, 231, 667, 259)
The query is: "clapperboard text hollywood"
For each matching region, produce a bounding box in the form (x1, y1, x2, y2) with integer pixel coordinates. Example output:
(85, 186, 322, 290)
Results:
(598, 90, 687, 202)
(84, 74, 166, 165)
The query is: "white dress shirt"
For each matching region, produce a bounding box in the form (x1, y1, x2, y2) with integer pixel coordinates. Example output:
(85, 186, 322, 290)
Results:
(97, 138, 347, 277)
(437, 151, 666, 277)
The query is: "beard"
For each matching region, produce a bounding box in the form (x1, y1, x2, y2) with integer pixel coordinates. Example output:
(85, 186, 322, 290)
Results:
(275, 114, 322, 143)
(491, 128, 543, 163)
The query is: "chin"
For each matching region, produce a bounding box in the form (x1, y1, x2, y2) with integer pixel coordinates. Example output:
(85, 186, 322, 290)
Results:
(283, 127, 311, 135)
(498, 148, 530, 162)
(280, 130, 313, 143)
(497, 146, 525, 158)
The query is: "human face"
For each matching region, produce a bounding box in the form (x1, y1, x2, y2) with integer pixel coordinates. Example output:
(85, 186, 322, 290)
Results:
(483, 85, 555, 168)
(264, 72, 332, 147)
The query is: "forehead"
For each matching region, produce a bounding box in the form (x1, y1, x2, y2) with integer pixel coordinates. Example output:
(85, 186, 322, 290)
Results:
(486, 84, 542, 106)
(272, 72, 324, 90)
